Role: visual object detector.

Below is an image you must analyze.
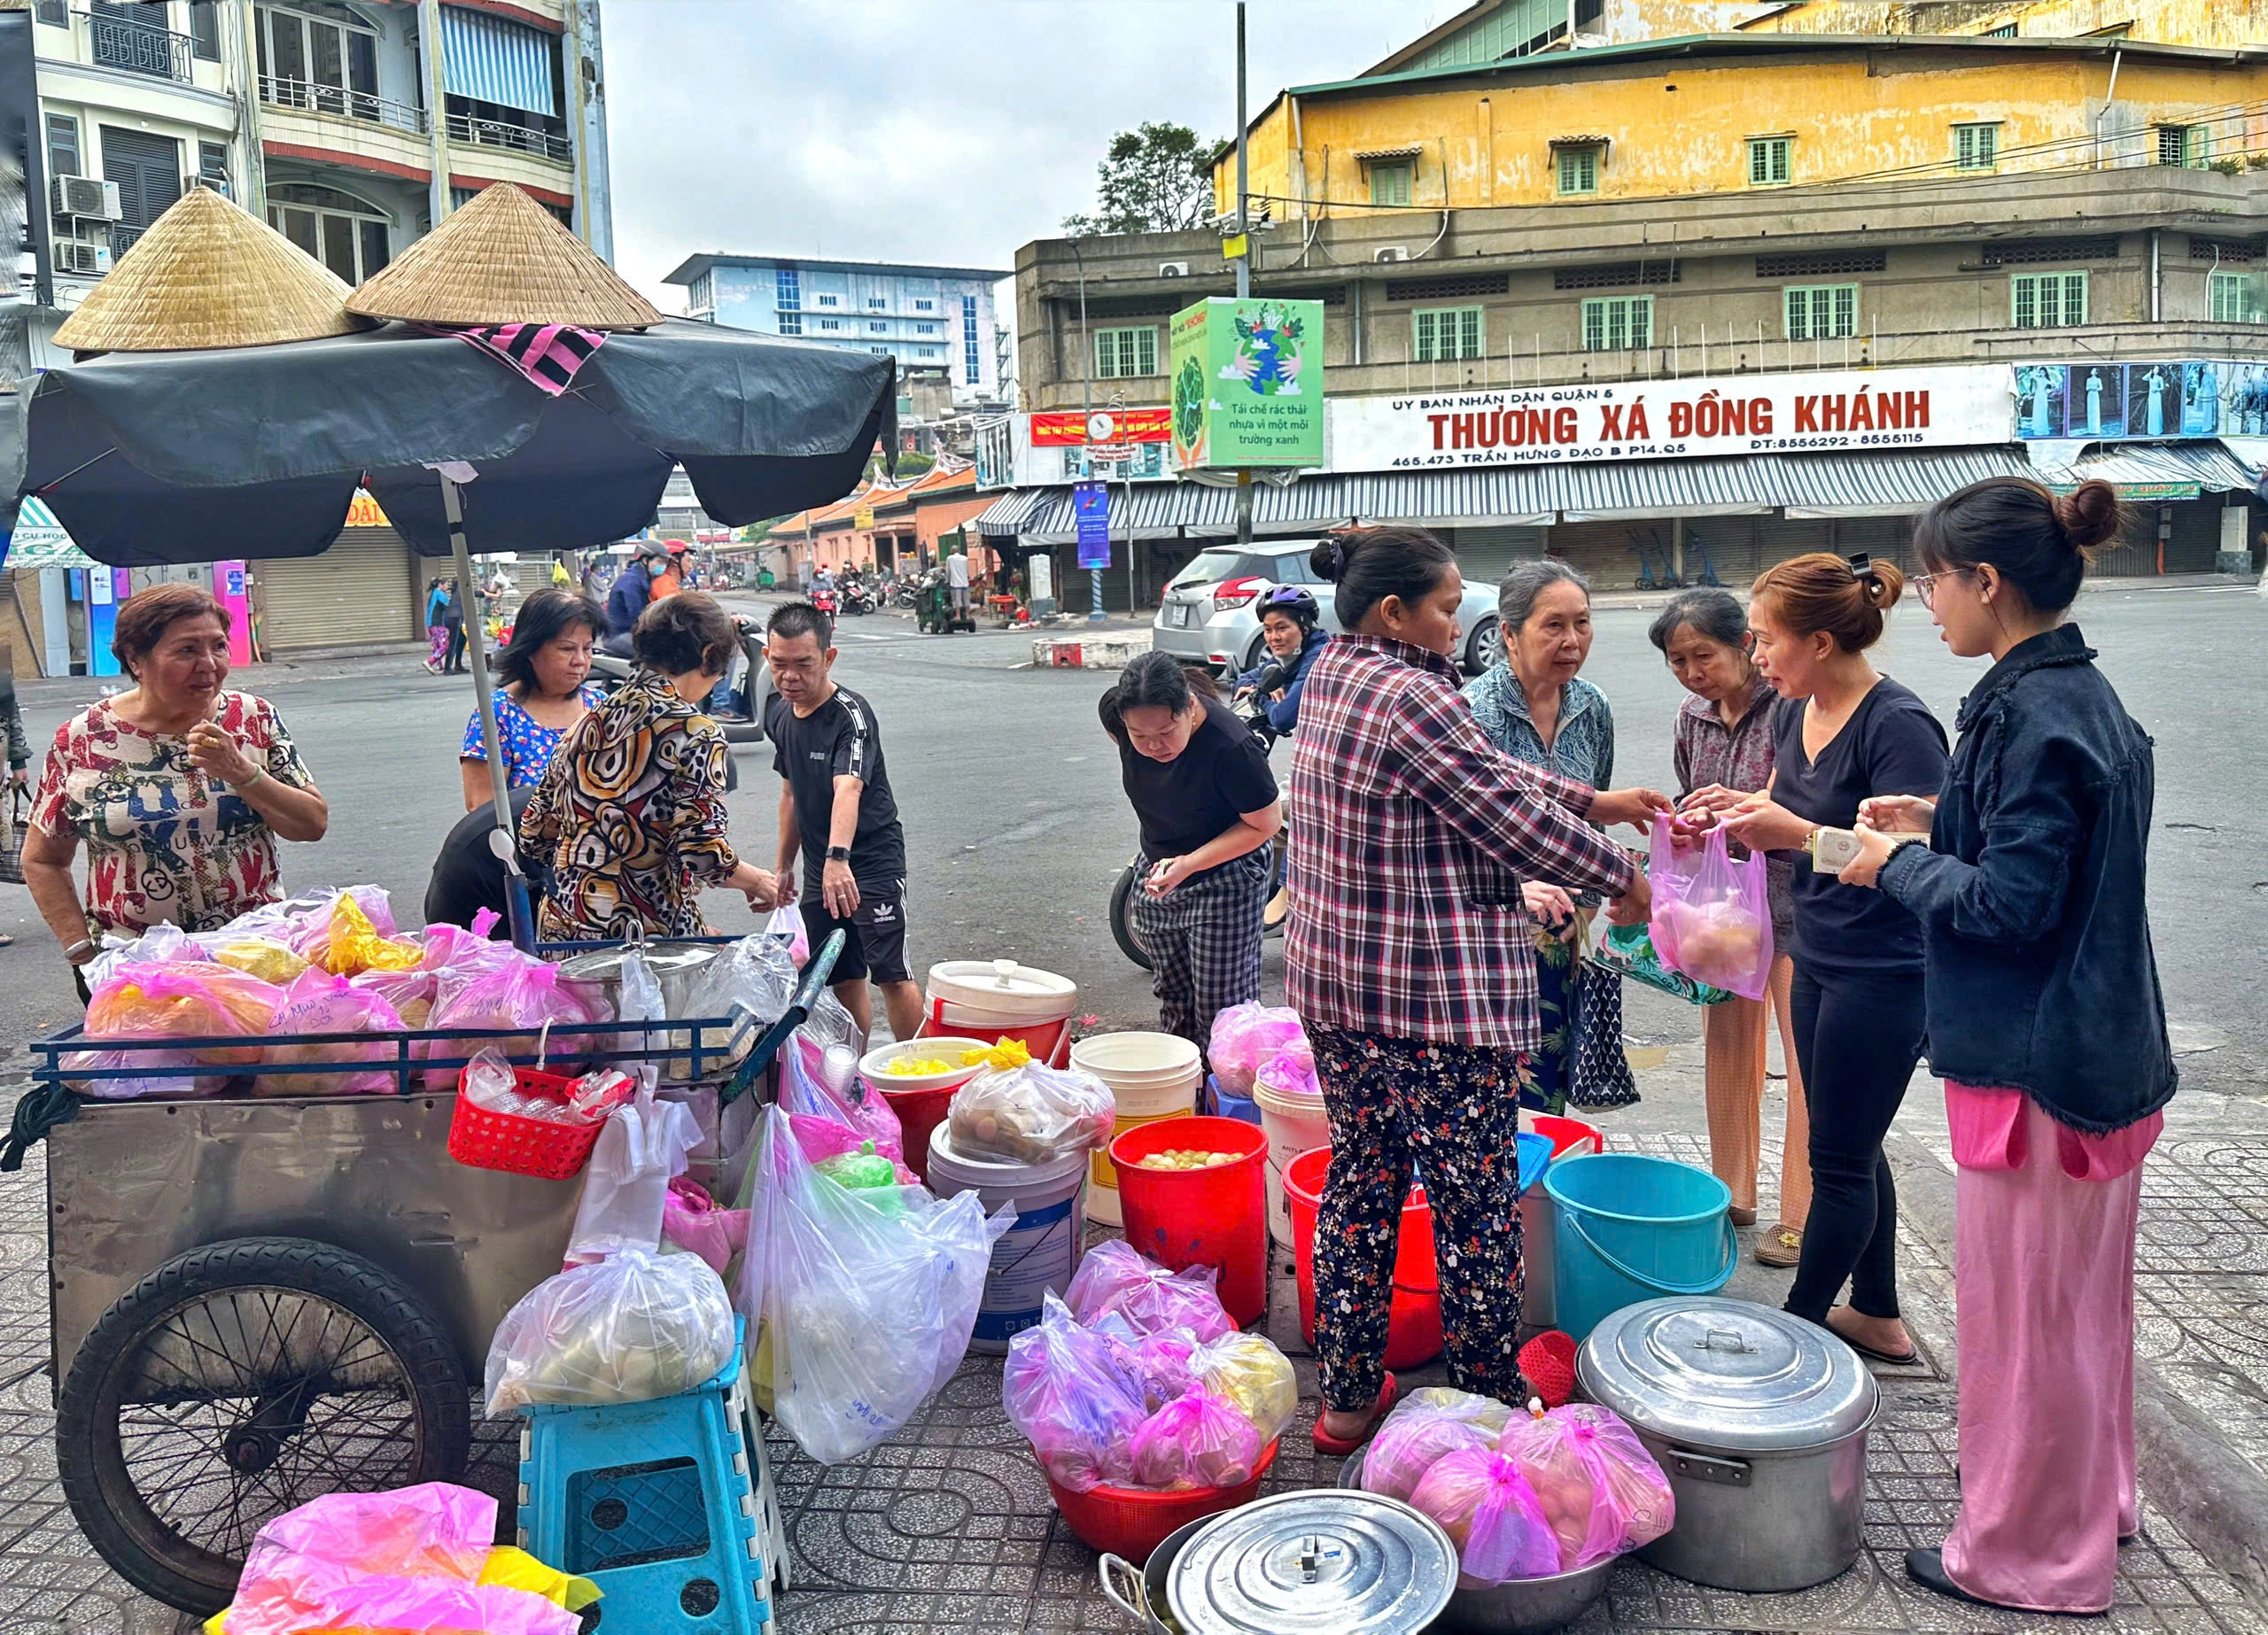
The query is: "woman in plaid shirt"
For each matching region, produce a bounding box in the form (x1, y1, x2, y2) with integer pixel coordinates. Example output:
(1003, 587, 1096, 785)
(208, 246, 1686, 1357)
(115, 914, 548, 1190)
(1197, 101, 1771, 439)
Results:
(1287, 527, 1671, 1453)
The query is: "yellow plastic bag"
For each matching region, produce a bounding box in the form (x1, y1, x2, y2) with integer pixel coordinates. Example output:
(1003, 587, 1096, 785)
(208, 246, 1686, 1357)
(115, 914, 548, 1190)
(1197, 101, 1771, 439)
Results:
(211, 937, 312, 986)
(323, 895, 425, 977)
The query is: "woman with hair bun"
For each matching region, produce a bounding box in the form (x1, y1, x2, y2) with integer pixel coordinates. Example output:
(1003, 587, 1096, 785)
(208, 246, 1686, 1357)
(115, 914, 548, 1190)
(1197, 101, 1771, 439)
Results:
(1687, 551, 1948, 1368)
(1835, 477, 2169, 1616)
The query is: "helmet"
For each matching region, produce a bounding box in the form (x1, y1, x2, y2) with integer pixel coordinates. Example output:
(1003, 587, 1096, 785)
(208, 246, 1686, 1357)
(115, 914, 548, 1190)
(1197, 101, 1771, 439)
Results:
(635, 539, 670, 562)
(1260, 584, 1319, 630)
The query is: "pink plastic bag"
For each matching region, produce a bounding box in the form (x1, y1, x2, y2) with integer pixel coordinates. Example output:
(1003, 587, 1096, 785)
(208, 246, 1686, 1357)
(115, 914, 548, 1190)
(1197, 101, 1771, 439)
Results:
(1128, 1386, 1264, 1490)
(426, 955, 601, 1087)
(258, 969, 408, 1095)
(1094, 1316, 1202, 1412)
(1206, 1003, 1311, 1098)
(1002, 1292, 1148, 1492)
(1647, 814, 1774, 1002)
(1361, 1398, 1501, 1503)
(662, 1175, 749, 1275)
(84, 960, 284, 1066)
(781, 1033, 907, 1167)
(1064, 1240, 1235, 1343)
(1495, 1402, 1676, 1570)
(1409, 1447, 1565, 1585)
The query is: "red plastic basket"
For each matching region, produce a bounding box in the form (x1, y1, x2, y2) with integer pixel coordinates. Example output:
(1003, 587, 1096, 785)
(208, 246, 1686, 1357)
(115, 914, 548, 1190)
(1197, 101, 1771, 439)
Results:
(447, 1063, 604, 1180)
(1046, 1440, 1279, 1559)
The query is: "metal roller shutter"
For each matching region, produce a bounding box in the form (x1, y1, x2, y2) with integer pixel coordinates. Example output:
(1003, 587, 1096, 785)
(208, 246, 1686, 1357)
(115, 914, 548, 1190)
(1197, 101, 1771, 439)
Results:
(1447, 524, 1547, 593)
(1548, 520, 1646, 586)
(1837, 515, 1915, 571)
(1684, 517, 1760, 586)
(2164, 499, 2221, 573)
(2093, 507, 2161, 578)
(254, 531, 419, 652)
(1755, 516, 1831, 576)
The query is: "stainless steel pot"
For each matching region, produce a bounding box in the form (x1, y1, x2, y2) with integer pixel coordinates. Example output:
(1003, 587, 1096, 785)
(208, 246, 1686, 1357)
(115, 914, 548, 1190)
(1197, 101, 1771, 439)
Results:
(555, 941, 723, 1080)
(1336, 1448, 1615, 1635)
(1578, 1297, 1878, 1594)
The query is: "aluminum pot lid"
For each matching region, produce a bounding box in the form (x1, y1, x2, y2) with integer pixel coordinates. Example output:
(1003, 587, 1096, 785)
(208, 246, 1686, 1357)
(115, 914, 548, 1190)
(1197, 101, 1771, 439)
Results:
(1578, 1297, 1877, 1451)
(1165, 1490, 1456, 1635)
(556, 942, 719, 980)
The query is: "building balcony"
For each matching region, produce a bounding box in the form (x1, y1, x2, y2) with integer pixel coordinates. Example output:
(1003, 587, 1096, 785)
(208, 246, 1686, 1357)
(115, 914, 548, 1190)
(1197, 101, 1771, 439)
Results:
(260, 74, 429, 136)
(78, 9, 192, 83)
(446, 110, 571, 167)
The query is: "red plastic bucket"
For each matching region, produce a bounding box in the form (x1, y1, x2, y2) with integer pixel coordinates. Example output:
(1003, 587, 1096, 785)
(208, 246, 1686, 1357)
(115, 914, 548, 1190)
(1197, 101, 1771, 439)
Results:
(880, 1085, 956, 1186)
(1046, 1440, 1279, 1559)
(1108, 1116, 1270, 1328)
(1282, 1145, 1443, 1370)
(1530, 1114, 1604, 1159)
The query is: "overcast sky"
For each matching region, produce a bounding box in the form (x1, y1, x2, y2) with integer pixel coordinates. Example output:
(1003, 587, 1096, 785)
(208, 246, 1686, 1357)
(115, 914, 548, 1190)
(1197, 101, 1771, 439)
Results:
(601, 1, 1459, 305)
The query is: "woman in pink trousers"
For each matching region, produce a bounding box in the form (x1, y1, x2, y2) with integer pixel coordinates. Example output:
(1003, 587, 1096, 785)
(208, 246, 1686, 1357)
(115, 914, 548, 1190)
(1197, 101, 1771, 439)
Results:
(1839, 474, 2170, 1614)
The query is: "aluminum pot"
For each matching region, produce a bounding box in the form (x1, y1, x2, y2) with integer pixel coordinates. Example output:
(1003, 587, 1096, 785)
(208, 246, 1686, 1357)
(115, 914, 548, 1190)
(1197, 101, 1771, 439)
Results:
(1336, 1448, 1615, 1635)
(555, 941, 723, 1079)
(1578, 1296, 1878, 1593)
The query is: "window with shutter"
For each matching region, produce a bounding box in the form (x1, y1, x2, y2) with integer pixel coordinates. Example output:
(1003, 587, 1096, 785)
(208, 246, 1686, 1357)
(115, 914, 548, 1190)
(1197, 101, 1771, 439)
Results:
(2157, 125, 2207, 167)
(1783, 283, 1859, 340)
(1747, 136, 1792, 187)
(1370, 163, 1412, 207)
(1581, 296, 1652, 351)
(100, 126, 183, 230)
(1557, 147, 1599, 196)
(2211, 271, 2264, 322)
(1954, 123, 1998, 170)
(45, 113, 80, 179)
(2010, 270, 2087, 328)
(1093, 327, 1157, 377)
(1412, 306, 1483, 361)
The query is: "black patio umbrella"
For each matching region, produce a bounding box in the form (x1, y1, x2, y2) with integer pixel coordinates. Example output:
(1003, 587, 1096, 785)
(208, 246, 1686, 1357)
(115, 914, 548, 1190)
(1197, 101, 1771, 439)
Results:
(3, 316, 895, 943)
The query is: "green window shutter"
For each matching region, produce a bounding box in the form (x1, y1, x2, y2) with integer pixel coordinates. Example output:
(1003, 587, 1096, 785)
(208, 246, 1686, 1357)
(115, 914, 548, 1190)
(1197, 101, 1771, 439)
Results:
(1832, 284, 1856, 337)
(2012, 276, 2037, 329)
(2065, 273, 2087, 324)
(1456, 307, 1481, 359)
(1785, 288, 1808, 340)
(1750, 142, 1768, 184)
(1414, 310, 1436, 361)
(1136, 327, 1157, 376)
(1582, 299, 1604, 352)
(1628, 297, 1651, 349)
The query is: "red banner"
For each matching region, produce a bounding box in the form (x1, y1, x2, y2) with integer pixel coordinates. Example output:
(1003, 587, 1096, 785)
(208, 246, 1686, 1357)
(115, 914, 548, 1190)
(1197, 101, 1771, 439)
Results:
(1030, 407, 1172, 446)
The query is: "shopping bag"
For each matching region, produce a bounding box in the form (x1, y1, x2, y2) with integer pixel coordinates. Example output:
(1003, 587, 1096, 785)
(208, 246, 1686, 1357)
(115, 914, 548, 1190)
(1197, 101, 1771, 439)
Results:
(1645, 814, 1773, 1002)
(0, 787, 27, 886)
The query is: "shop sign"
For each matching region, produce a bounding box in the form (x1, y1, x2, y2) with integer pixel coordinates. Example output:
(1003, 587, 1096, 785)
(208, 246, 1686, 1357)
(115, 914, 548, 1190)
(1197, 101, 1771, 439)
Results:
(1328, 365, 2013, 472)
(1072, 481, 1110, 569)
(852, 506, 875, 530)
(1030, 407, 1171, 446)
(345, 489, 390, 526)
(2016, 360, 2268, 440)
(1169, 298, 1326, 470)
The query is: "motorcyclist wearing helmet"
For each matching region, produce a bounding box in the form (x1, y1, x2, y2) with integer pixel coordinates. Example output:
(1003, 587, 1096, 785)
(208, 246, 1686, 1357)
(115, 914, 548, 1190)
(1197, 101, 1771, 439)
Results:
(1232, 584, 1328, 740)
(604, 539, 670, 645)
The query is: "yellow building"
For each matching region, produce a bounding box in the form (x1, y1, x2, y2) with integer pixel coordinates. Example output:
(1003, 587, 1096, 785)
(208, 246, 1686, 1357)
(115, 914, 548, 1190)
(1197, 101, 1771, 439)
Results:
(1216, 33, 2268, 221)
(1739, 0, 2268, 50)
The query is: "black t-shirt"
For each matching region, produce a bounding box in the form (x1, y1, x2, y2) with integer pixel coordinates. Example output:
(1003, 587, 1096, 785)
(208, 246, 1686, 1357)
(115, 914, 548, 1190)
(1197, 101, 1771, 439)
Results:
(768, 685, 908, 887)
(1770, 679, 1949, 975)
(1117, 694, 1280, 864)
(425, 787, 548, 936)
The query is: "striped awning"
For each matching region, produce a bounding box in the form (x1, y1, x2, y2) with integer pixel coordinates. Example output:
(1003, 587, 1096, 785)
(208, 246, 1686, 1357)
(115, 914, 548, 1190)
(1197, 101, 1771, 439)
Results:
(2030, 438, 2259, 496)
(975, 489, 1051, 537)
(441, 5, 558, 117)
(1767, 447, 2039, 518)
(1, 496, 101, 571)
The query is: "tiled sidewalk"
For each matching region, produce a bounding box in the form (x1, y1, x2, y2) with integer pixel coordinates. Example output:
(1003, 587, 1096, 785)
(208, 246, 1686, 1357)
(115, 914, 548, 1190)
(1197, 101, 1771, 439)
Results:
(0, 1074, 2263, 1633)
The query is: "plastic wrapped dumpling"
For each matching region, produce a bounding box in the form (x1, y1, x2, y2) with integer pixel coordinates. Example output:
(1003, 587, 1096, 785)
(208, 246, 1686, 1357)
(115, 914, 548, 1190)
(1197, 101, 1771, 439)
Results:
(1361, 1396, 1501, 1503)
(1495, 1402, 1676, 1570)
(1128, 1386, 1264, 1491)
(945, 1042, 1115, 1165)
(1092, 1315, 1201, 1414)
(1192, 1330, 1297, 1445)
(1063, 1240, 1235, 1343)
(1002, 1293, 1149, 1492)
(84, 960, 284, 1065)
(484, 1248, 734, 1415)
(1408, 1447, 1565, 1586)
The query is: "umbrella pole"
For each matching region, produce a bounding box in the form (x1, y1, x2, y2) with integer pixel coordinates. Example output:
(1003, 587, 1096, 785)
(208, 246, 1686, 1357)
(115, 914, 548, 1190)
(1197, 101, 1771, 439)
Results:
(441, 475, 535, 951)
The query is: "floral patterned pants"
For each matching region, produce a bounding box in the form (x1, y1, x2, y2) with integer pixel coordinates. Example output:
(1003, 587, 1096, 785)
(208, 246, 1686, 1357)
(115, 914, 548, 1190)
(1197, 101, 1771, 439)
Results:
(1309, 1025, 1529, 1412)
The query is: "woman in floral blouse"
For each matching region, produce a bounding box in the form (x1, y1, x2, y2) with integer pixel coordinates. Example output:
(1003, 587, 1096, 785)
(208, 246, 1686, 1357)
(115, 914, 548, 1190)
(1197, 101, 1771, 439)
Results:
(520, 593, 779, 941)
(23, 585, 327, 994)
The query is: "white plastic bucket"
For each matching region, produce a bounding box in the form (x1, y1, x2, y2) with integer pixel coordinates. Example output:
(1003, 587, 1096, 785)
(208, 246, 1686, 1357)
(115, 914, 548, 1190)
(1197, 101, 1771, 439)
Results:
(925, 1126, 1089, 1354)
(926, 959, 1078, 1026)
(1072, 1032, 1202, 1228)
(1252, 1076, 1331, 1249)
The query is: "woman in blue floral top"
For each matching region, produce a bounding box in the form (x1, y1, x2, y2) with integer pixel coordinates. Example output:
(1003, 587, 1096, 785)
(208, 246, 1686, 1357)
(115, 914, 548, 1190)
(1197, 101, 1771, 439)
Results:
(460, 589, 604, 810)
(1463, 561, 1634, 1112)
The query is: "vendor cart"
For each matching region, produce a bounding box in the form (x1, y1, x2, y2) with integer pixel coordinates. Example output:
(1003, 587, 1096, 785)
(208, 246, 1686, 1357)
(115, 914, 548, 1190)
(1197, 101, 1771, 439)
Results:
(23, 933, 841, 1616)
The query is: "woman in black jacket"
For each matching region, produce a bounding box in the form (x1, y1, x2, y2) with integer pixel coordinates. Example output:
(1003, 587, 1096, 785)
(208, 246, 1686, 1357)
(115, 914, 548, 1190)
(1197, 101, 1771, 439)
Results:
(1839, 477, 2171, 1616)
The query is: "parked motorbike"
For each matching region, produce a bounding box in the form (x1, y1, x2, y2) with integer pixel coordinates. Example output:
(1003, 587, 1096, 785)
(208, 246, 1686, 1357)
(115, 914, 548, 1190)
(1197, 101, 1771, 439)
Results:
(591, 613, 771, 748)
(839, 577, 876, 616)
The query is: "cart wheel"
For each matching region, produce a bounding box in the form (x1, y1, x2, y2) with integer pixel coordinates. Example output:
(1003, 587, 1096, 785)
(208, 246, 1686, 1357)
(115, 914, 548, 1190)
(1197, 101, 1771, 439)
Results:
(1109, 864, 1152, 972)
(57, 1236, 470, 1614)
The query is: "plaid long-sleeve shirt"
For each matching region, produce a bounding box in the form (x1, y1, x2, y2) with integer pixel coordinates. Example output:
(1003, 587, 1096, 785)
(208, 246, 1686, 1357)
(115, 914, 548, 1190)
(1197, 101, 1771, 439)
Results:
(1285, 634, 1638, 1052)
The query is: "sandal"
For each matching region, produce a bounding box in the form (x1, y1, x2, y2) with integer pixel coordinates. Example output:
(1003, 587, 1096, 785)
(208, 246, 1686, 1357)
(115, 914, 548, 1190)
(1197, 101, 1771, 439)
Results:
(1826, 1308, 1918, 1367)
(1754, 1225, 1802, 1268)
(1313, 1372, 1399, 1456)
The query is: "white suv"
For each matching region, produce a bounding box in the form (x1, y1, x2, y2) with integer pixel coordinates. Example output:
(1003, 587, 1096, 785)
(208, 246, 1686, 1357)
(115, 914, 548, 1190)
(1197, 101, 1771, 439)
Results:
(1151, 539, 1503, 676)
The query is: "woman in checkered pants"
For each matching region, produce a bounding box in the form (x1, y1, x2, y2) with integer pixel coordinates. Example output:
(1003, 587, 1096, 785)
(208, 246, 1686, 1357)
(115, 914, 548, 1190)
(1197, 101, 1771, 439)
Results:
(1100, 652, 1282, 1052)
(1286, 527, 1672, 1455)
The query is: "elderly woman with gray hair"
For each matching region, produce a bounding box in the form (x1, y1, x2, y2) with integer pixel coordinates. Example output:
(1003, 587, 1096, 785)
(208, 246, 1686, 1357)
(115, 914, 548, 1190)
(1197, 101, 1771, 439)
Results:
(1463, 560, 1636, 1112)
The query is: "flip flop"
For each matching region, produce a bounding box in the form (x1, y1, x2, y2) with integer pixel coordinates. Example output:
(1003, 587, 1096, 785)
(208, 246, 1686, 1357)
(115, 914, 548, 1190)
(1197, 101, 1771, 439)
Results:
(1313, 1372, 1399, 1457)
(1832, 1327, 1919, 1367)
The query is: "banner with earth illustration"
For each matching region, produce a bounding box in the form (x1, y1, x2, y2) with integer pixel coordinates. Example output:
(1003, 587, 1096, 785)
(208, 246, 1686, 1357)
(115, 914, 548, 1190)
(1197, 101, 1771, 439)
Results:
(1168, 297, 1326, 470)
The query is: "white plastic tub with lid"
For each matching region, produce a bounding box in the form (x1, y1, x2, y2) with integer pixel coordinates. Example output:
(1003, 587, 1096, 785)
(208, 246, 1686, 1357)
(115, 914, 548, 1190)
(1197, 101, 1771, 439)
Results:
(926, 958, 1078, 1030)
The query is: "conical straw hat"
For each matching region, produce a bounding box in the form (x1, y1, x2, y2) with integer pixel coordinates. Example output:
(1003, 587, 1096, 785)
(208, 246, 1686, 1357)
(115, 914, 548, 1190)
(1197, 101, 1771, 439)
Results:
(346, 182, 663, 330)
(52, 186, 371, 353)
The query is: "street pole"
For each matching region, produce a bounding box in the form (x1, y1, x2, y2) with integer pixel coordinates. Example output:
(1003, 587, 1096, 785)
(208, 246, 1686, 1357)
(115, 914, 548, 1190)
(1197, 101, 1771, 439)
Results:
(1071, 237, 1105, 624)
(1234, 1, 1254, 551)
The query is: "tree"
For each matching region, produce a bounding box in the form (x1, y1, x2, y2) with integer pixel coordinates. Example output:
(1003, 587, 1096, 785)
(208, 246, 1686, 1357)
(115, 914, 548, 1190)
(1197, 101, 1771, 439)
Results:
(1062, 122, 1222, 236)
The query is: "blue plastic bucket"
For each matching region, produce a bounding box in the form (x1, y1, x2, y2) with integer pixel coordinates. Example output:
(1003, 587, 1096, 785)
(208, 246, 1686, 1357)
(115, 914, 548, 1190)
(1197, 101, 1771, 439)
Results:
(1544, 1153, 1737, 1341)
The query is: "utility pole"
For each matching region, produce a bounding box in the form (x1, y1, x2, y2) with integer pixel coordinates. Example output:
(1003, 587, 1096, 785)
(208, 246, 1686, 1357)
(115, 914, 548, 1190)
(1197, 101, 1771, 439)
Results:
(1234, 1, 1254, 551)
(1071, 236, 1105, 624)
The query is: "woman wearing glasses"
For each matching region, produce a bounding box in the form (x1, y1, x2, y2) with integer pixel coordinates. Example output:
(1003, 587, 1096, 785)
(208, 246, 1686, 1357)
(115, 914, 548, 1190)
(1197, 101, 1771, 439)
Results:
(1836, 478, 2167, 1616)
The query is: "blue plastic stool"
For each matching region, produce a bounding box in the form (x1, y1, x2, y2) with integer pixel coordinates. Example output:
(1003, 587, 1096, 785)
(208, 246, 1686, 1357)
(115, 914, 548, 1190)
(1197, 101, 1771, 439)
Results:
(517, 1315, 770, 1631)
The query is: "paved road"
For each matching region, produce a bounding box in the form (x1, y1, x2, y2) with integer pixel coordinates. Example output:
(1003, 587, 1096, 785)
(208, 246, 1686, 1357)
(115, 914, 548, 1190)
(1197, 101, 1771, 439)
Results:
(6, 584, 2263, 1092)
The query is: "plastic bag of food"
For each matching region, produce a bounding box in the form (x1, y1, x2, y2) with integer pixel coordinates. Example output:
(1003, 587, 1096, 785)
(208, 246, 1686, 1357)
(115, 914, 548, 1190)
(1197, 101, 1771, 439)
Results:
(485, 1247, 734, 1414)
(765, 903, 811, 965)
(661, 1175, 748, 1275)
(256, 970, 408, 1095)
(1403, 1385, 1519, 1435)
(1496, 1402, 1676, 1570)
(1191, 1329, 1298, 1445)
(1094, 1316, 1201, 1413)
(1002, 1293, 1149, 1492)
(781, 1030, 906, 1169)
(1207, 1003, 1312, 1099)
(319, 892, 425, 977)
(85, 960, 284, 1065)
(945, 1042, 1115, 1165)
(1362, 1399, 1500, 1504)
(1064, 1239, 1235, 1343)
(427, 955, 602, 1087)
(737, 1104, 1011, 1465)
(1130, 1386, 1265, 1491)
(1409, 1446, 1565, 1585)
(1254, 1048, 1320, 1100)
(564, 1091, 704, 1265)
(208, 935, 311, 987)
(1647, 815, 1773, 1002)
(419, 913, 517, 976)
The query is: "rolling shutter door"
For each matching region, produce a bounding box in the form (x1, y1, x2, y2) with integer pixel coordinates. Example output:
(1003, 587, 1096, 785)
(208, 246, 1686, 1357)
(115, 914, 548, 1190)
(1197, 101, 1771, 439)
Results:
(2164, 499, 2220, 573)
(1545, 520, 1641, 585)
(254, 531, 418, 651)
(1447, 524, 1546, 592)
(1754, 516, 1830, 576)
(1836, 515, 1914, 571)
(1684, 517, 1760, 585)
(2093, 507, 2160, 578)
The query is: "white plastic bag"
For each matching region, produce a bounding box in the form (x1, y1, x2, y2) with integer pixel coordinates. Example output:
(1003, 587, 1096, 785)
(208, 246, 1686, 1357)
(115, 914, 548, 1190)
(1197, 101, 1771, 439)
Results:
(564, 1091, 703, 1267)
(737, 1104, 1011, 1465)
(946, 1050, 1116, 1165)
(484, 1248, 734, 1414)
(682, 933, 803, 1067)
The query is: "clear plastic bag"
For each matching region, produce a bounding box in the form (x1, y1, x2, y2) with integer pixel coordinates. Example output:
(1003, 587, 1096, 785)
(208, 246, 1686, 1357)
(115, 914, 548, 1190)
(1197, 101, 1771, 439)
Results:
(683, 934, 804, 1067)
(484, 1248, 734, 1414)
(1361, 1399, 1499, 1504)
(1495, 1402, 1677, 1571)
(781, 1031, 908, 1170)
(1129, 1386, 1264, 1491)
(1064, 1239, 1235, 1343)
(256, 970, 408, 1095)
(1191, 1329, 1298, 1446)
(1409, 1447, 1565, 1585)
(1207, 1003, 1311, 1098)
(1001, 1292, 1148, 1492)
(1403, 1385, 1519, 1435)
(737, 1104, 1011, 1465)
(945, 1049, 1115, 1165)
(564, 1091, 704, 1265)
(319, 892, 425, 977)
(765, 903, 810, 965)
(1647, 815, 1773, 1002)
(1095, 1317, 1201, 1413)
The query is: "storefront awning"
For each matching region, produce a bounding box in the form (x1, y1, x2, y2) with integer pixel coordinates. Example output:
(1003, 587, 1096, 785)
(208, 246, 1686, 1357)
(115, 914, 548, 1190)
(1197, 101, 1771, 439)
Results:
(2029, 438, 2260, 497)
(1, 497, 101, 571)
(975, 489, 1050, 537)
(1766, 447, 2039, 518)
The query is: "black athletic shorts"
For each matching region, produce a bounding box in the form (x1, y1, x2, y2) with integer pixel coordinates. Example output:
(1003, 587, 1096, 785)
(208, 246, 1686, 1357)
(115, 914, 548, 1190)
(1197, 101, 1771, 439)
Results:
(798, 875, 910, 986)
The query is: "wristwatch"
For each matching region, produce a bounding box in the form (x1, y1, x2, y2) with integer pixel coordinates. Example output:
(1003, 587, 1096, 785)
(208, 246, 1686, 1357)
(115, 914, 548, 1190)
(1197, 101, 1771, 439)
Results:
(826, 845, 851, 862)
